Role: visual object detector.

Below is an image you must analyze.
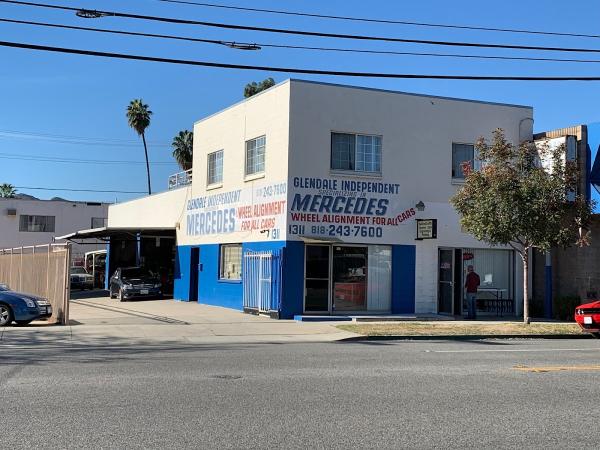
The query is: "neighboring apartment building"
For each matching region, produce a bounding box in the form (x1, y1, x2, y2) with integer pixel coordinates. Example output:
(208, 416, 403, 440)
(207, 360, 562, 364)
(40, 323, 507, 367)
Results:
(0, 197, 109, 261)
(64, 79, 534, 319)
(532, 124, 600, 315)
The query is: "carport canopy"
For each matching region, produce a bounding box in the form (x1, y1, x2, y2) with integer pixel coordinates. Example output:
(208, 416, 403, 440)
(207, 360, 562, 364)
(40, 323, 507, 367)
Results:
(57, 227, 176, 243)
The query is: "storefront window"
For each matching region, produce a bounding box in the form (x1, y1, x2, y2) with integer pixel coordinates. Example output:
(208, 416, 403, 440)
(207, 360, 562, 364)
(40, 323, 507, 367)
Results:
(462, 248, 514, 314)
(220, 244, 242, 280)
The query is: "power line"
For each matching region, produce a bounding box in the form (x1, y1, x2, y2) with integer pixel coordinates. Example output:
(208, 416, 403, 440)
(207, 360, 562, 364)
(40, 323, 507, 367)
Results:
(5, 0, 600, 54)
(5, 39, 600, 81)
(0, 152, 177, 165)
(15, 186, 148, 193)
(158, 0, 600, 40)
(7, 17, 600, 65)
(0, 128, 169, 145)
(0, 130, 171, 148)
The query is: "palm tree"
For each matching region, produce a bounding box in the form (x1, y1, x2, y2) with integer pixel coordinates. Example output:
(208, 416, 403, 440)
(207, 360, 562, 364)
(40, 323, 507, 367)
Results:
(0, 183, 16, 198)
(171, 130, 193, 171)
(126, 99, 153, 195)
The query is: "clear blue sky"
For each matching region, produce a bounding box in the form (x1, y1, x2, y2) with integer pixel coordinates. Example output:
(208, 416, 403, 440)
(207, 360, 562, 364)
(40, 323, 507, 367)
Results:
(1, 0, 600, 203)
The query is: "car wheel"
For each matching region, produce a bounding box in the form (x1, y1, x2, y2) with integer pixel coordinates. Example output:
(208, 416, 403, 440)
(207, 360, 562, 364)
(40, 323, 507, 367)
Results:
(15, 320, 32, 326)
(119, 289, 125, 302)
(0, 304, 13, 326)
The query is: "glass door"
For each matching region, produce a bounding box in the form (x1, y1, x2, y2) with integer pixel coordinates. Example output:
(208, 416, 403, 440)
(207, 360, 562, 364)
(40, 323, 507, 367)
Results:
(304, 245, 330, 312)
(438, 248, 454, 314)
(332, 246, 368, 312)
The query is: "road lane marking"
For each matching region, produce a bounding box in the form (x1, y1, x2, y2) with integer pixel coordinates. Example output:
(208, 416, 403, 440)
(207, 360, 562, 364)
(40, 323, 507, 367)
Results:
(432, 347, 600, 353)
(514, 365, 600, 373)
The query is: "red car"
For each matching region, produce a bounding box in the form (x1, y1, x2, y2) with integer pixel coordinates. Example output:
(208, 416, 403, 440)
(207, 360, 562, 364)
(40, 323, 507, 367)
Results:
(574, 300, 600, 338)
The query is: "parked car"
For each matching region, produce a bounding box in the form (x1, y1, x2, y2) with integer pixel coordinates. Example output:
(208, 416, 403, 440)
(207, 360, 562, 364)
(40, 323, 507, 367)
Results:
(109, 267, 162, 301)
(0, 284, 52, 326)
(574, 300, 600, 338)
(70, 266, 94, 290)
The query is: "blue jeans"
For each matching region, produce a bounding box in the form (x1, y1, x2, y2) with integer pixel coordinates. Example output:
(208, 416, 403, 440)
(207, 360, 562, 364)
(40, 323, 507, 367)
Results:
(466, 293, 477, 319)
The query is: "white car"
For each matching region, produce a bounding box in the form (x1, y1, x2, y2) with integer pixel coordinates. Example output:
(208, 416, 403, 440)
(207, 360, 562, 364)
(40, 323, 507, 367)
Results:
(70, 267, 94, 290)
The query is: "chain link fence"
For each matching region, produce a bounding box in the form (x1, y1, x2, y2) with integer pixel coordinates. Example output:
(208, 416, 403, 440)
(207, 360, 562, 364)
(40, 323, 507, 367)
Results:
(0, 244, 71, 325)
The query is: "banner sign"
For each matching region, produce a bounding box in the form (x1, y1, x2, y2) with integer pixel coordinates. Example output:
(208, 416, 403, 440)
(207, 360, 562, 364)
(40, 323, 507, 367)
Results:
(288, 176, 417, 243)
(186, 181, 287, 241)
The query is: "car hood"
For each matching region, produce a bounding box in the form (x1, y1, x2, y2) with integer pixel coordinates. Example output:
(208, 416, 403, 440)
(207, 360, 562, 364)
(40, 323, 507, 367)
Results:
(122, 276, 158, 284)
(578, 300, 600, 309)
(0, 291, 45, 303)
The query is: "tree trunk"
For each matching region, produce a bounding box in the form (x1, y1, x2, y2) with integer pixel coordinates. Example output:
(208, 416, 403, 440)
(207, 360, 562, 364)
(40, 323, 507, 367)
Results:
(522, 251, 530, 324)
(142, 132, 152, 195)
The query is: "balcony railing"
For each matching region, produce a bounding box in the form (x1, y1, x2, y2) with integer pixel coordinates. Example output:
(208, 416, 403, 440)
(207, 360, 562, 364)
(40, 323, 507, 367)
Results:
(168, 169, 192, 190)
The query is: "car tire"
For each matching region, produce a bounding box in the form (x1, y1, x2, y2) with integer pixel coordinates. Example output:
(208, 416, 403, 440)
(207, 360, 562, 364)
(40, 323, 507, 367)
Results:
(119, 289, 125, 302)
(0, 304, 14, 327)
(15, 320, 32, 326)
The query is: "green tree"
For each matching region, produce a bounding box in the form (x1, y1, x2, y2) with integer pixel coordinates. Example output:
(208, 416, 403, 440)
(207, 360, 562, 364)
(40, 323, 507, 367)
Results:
(126, 99, 153, 195)
(171, 130, 193, 171)
(0, 183, 16, 198)
(451, 129, 593, 323)
(244, 77, 275, 98)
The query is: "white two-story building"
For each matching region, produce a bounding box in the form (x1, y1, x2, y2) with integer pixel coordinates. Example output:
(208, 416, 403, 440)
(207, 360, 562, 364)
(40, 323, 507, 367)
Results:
(65, 80, 533, 318)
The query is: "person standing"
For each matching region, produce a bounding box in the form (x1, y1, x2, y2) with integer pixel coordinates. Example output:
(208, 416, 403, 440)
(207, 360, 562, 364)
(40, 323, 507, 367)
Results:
(465, 265, 480, 320)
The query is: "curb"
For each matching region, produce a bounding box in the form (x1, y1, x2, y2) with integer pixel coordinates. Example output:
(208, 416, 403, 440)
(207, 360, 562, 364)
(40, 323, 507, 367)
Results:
(339, 334, 594, 342)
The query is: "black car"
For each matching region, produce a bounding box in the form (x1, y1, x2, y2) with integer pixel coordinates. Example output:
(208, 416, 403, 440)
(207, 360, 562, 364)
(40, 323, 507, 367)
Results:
(109, 267, 162, 301)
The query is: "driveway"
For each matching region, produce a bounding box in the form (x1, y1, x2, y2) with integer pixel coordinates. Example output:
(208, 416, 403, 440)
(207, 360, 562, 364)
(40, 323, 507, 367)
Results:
(0, 291, 357, 346)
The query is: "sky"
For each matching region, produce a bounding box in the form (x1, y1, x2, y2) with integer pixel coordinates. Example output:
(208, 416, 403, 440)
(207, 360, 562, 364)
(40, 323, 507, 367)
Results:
(2, 0, 600, 203)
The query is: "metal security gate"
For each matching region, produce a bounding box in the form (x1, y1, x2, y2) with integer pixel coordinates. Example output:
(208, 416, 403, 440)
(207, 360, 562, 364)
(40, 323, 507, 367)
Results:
(243, 250, 283, 316)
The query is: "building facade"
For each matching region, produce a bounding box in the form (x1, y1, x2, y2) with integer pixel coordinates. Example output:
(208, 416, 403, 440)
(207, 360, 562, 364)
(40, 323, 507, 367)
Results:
(0, 198, 109, 261)
(98, 80, 534, 318)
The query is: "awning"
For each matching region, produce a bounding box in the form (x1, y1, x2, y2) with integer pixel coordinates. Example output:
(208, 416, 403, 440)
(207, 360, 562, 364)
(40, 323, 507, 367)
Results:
(56, 227, 176, 242)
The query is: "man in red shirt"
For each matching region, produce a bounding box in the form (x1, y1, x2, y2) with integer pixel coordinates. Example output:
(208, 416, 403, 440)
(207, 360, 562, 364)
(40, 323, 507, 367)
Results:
(465, 265, 480, 320)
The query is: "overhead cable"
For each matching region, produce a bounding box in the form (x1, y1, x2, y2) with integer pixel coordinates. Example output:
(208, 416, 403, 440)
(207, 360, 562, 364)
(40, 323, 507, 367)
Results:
(4, 1, 600, 53)
(4, 39, 600, 80)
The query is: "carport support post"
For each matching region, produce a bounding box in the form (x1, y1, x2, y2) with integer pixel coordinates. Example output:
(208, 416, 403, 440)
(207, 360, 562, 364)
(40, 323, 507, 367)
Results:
(544, 250, 553, 319)
(136, 233, 141, 267)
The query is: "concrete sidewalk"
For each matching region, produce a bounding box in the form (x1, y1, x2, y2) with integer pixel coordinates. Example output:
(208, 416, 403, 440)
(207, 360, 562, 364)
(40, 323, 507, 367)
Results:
(0, 293, 358, 346)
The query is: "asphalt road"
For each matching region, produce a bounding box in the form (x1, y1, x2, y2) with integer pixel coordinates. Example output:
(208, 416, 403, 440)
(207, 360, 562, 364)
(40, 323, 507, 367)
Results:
(2, 339, 600, 449)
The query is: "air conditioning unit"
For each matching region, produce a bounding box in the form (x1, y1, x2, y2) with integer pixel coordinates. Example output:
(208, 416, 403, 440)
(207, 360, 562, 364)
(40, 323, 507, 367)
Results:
(6, 208, 16, 217)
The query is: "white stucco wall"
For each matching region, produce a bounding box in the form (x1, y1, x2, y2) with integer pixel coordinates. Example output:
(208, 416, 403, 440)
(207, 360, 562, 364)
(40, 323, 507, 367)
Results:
(179, 81, 291, 246)
(108, 187, 190, 229)
(0, 198, 108, 258)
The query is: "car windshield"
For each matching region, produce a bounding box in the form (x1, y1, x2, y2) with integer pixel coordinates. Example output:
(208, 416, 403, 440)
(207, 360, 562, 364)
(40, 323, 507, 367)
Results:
(122, 268, 153, 279)
(71, 267, 88, 274)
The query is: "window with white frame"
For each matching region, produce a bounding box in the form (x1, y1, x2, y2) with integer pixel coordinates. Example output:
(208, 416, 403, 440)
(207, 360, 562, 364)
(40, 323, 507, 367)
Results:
(245, 136, 265, 177)
(19, 215, 55, 232)
(219, 244, 242, 280)
(207, 150, 223, 185)
(452, 143, 480, 179)
(331, 132, 382, 173)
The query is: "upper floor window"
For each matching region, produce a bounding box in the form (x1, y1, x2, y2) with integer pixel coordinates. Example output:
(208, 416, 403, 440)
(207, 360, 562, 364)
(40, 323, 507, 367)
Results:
(219, 243, 242, 281)
(245, 136, 266, 177)
(19, 215, 55, 232)
(91, 217, 107, 229)
(331, 132, 382, 173)
(207, 150, 224, 185)
(452, 143, 479, 179)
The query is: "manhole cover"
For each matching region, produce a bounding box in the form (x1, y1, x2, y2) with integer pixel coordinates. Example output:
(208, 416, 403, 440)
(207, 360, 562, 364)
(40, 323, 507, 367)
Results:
(210, 374, 242, 380)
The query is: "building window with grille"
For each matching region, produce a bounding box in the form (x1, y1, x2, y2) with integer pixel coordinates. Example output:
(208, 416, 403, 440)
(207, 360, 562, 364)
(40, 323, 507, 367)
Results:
(245, 135, 266, 177)
(207, 150, 224, 185)
(91, 217, 107, 228)
(220, 244, 242, 280)
(19, 215, 55, 232)
(331, 132, 382, 174)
